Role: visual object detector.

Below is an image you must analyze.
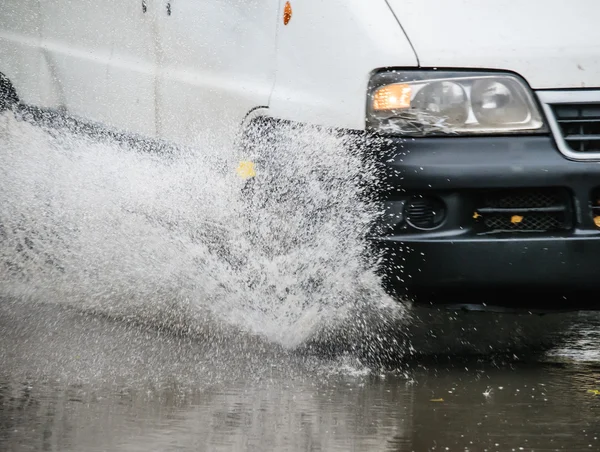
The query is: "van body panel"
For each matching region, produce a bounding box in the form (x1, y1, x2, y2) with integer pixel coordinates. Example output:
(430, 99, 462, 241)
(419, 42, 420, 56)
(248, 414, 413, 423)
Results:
(38, 0, 121, 126)
(0, 1, 157, 136)
(268, 0, 418, 131)
(155, 0, 280, 145)
(0, 0, 280, 145)
(387, 0, 600, 89)
(93, 2, 158, 137)
(0, 2, 44, 107)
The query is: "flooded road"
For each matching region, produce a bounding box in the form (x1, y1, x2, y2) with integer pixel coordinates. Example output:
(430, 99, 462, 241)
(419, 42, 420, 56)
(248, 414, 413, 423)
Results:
(1, 301, 599, 452)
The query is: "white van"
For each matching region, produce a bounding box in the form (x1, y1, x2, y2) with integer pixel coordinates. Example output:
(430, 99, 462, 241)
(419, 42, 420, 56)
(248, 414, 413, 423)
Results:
(2, 1, 600, 311)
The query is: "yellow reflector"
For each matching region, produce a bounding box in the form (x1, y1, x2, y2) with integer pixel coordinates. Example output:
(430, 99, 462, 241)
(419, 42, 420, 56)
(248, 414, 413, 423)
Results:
(511, 215, 524, 224)
(236, 161, 256, 180)
(372, 84, 412, 111)
(594, 216, 600, 228)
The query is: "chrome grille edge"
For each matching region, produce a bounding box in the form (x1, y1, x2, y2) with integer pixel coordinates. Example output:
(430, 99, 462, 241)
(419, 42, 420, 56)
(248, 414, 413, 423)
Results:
(537, 90, 600, 161)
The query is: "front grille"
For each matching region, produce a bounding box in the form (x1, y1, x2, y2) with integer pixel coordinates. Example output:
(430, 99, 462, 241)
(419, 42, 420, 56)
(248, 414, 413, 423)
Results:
(474, 188, 573, 233)
(552, 104, 600, 152)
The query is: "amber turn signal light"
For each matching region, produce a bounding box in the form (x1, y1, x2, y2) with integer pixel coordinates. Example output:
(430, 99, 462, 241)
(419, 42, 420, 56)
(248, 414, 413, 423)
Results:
(283, 2, 292, 25)
(372, 84, 412, 111)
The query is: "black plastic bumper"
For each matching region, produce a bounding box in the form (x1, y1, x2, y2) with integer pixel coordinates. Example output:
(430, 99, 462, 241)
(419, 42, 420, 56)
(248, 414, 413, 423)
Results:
(371, 135, 600, 310)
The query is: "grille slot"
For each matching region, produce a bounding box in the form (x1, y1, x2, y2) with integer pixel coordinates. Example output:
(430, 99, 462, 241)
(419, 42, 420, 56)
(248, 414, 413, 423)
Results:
(474, 188, 572, 233)
(552, 104, 600, 152)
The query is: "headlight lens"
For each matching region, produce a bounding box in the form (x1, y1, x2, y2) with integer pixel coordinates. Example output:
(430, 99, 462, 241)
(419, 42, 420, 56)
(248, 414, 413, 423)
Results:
(412, 81, 469, 127)
(367, 71, 546, 136)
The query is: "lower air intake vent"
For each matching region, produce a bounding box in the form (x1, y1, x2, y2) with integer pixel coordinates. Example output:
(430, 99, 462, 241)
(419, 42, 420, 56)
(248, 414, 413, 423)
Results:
(474, 188, 572, 233)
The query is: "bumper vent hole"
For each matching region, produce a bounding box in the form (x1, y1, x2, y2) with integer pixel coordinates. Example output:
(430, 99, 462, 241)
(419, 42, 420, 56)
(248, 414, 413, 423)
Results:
(405, 197, 446, 230)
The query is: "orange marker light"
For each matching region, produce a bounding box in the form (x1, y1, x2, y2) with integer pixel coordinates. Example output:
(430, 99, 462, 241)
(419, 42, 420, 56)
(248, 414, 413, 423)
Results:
(511, 215, 524, 224)
(373, 84, 412, 111)
(594, 216, 600, 228)
(283, 1, 292, 25)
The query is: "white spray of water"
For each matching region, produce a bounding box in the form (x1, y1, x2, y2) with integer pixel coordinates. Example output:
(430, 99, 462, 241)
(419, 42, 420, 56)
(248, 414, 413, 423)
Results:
(0, 112, 407, 356)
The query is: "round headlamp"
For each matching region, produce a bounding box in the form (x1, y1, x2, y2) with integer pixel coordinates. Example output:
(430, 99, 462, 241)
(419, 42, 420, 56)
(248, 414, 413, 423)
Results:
(412, 81, 469, 127)
(471, 79, 531, 126)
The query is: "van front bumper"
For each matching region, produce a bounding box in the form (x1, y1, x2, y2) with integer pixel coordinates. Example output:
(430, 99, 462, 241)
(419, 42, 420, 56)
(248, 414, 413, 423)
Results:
(371, 135, 600, 310)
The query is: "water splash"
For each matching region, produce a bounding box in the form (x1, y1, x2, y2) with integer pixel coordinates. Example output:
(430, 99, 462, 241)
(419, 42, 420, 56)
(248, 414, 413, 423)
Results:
(0, 111, 407, 360)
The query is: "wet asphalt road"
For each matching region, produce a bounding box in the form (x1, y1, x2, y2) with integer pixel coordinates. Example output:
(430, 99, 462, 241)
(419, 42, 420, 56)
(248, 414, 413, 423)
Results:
(1, 301, 599, 452)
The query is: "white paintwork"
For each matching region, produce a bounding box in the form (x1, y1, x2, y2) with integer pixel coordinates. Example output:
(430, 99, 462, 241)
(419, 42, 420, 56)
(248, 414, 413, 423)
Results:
(0, 0, 599, 140)
(0, 0, 280, 145)
(0, 1, 158, 136)
(154, 0, 280, 145)
(387, 0, 600, 89)
(40, 1, 158, 136)
(268, 0, 418, 130)
(0, 2, 45, 107)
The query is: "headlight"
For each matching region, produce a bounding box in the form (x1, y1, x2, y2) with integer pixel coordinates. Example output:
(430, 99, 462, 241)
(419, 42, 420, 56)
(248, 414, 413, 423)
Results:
(367, 71, 546, 136)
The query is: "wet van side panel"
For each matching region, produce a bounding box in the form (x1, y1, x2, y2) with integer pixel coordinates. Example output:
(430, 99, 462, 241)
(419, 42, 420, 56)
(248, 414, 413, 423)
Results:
(155, 0, 280, 146)
(38, 1, 158, 137)
(94, 2, 158, 138)
(0, 2, 44, 106)
(268, 0, 418, 131)
(0, 1, 157, 137)
(0, 1, 280, 145)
